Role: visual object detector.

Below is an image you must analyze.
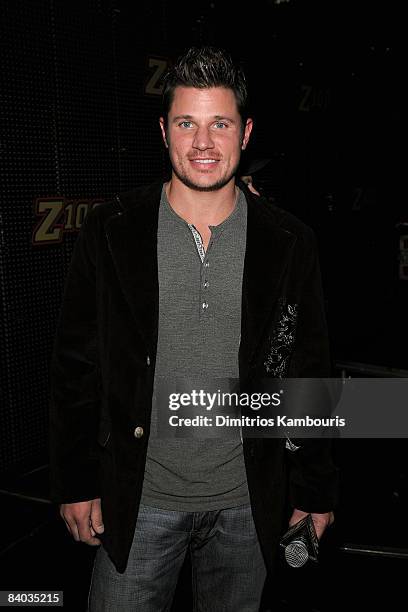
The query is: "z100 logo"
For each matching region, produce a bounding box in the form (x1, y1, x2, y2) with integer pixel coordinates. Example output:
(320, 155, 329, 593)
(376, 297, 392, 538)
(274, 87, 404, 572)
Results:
(32, 198, 104, 245)
(145, 56, 170, 96)
(298, 85, 331, 112)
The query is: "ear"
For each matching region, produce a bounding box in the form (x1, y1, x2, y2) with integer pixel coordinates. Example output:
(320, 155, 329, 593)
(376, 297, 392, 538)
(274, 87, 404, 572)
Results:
(241, 118, 253, 150)
(159, 117, 168, 148)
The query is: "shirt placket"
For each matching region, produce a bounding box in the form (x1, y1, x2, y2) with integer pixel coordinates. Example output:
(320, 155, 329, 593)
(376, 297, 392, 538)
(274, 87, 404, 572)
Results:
(187, 224, 214, 320)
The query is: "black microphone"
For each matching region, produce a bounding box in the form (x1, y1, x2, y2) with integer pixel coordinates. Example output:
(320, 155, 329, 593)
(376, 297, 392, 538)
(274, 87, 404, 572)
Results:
(280, 514, 319, 568)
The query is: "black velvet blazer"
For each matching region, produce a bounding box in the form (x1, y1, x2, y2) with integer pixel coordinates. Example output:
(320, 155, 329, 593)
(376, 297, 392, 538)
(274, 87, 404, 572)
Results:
(49, 178, 339, 573)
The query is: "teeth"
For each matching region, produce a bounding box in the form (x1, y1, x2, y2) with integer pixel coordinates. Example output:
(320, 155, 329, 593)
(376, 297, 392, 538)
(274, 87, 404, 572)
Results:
(193, 159, 217, 164)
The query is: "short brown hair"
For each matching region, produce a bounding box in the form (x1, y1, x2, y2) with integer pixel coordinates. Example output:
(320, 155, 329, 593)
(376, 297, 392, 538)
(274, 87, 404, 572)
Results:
(162, 46, 248, 125)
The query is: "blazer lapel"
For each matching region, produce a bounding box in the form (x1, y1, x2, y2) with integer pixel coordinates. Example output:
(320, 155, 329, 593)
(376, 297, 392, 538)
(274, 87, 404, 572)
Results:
(104, 181, 162, 356)
(239, 188, 297, 381)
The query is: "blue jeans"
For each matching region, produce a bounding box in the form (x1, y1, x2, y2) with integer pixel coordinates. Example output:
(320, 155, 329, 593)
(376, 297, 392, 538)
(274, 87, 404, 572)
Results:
(88, 502, 267, 611)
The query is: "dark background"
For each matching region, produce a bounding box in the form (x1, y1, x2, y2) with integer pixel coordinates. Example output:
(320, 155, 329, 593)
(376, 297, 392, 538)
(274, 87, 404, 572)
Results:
(0, 1, 407, 610)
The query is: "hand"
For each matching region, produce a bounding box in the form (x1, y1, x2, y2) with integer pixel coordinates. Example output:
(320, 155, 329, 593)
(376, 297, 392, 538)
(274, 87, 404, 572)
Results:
(60, 498, 104, 546)
(289, 508, 334, 540)
(240, 175, 260, 196)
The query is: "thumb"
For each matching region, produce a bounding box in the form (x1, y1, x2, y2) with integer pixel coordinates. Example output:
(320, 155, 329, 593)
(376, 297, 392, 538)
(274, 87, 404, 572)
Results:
(289, 508, 308, 527)
(90, 499, 104, 534)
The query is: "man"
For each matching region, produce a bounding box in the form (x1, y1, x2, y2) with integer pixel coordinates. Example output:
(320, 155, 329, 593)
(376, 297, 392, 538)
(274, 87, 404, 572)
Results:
(49, 47, 337, 611)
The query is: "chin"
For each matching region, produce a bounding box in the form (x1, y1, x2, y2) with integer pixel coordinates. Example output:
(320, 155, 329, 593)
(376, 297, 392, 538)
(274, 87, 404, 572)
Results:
(175, 169, 235, 192)
(190, 181, 229, 192)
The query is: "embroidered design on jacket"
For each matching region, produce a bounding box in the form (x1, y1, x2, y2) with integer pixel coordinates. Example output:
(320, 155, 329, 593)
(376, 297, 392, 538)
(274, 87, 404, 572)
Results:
(285, 435, 301, 452)
(264, 300, 298, 377)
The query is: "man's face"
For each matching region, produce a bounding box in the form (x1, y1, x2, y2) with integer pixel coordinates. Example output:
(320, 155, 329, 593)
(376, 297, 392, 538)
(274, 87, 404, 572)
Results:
(160, 86, 253, 192)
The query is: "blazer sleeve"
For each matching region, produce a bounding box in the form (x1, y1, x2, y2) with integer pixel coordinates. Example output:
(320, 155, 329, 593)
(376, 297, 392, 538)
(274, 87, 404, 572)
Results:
(286, 228, 339, 513)
(49, 206, 101, 504)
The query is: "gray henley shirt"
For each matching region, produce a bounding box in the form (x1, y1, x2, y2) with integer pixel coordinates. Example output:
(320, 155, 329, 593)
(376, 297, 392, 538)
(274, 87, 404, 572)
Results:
(140, 184, 250, 511)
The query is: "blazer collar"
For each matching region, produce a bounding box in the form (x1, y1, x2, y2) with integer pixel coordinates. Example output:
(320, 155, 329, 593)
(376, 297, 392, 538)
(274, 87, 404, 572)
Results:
(104, 180, 162, 355)
(104, 178, 297, 372)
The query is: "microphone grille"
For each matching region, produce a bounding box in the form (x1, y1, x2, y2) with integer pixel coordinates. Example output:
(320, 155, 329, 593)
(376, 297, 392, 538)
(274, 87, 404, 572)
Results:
(284, 539, 309, 568)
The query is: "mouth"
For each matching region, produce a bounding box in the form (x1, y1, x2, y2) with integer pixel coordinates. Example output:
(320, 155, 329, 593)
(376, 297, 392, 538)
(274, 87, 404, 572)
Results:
(189, 158, 220, 170)
(190, 158, 219, 163)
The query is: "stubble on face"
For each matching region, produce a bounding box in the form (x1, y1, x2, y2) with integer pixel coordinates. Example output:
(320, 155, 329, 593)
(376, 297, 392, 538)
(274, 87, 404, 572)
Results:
(163, 87, 250, 193)
(168, 141, 242, 192)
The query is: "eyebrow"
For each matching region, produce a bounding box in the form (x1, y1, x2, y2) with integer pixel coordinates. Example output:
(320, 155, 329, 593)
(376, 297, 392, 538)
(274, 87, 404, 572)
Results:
(172, 114, 236, 124)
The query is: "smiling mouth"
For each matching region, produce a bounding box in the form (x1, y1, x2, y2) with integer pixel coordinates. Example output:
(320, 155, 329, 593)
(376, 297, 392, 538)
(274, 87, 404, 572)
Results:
(190, 159, 219, 164)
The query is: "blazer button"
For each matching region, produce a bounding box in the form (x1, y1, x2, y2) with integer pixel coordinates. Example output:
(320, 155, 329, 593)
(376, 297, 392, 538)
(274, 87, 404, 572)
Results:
(134, 426, 144, 439)
(146, 355, 151, 366)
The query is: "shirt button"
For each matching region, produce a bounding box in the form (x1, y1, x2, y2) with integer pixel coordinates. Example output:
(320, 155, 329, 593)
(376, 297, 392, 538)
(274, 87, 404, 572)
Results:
(146, 355, 151, 366)
(203, 281, 209, 288)
(202, 302, 209, 310)
(134, 426, 144, 439)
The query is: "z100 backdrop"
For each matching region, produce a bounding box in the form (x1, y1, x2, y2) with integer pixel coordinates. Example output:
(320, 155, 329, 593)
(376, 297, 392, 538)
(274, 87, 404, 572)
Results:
(0, 0, 406, 478)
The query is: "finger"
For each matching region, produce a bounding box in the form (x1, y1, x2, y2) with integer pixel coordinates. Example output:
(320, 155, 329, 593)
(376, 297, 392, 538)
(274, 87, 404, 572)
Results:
(62, 515, 80, 542)
(76, 511, 94, 540)
(312, 517, 330, 540)
(313, 515, 334, 539)
(289, 509, 308, 527)
(82, 536, 102, 547)
(77, 524, 102, 546)
(90, 501, 104, 535)
(60, 507, 79, 540)
(76, 513, 102, 546)
(89, 517, 102, 541)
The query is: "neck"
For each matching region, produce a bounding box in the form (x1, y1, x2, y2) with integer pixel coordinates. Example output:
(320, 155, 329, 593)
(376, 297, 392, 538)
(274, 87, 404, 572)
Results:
(165, 174, 238, 227)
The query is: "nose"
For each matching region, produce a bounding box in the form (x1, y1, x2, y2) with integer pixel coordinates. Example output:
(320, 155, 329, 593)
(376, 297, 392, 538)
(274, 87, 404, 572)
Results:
(192, 126, 215, 151)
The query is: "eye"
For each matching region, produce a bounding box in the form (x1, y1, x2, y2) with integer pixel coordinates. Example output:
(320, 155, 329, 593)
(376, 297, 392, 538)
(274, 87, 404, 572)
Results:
(179, 121, 194, 128)
(213, 121, 228, 129)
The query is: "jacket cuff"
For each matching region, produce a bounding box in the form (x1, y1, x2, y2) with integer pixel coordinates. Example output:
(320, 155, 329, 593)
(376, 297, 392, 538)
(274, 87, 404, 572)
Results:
(289, 470, 339, 513)
(49, 461, 101, 504)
